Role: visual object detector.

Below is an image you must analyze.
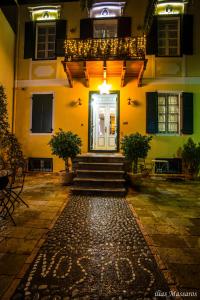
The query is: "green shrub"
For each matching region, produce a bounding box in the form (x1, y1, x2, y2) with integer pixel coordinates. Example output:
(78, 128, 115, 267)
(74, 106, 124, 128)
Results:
(121, 133, 152, 173)
(182, 138, 200, 177)
(48, 129, 82, 172)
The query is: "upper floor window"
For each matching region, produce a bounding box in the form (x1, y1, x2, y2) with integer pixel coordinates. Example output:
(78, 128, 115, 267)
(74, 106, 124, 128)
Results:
(158, 17, 180, 56)
(24, 20, 67, 60)
(93, 19, 117, 38)
(35, 23, 56, 59)
(146, 15, 193, 57)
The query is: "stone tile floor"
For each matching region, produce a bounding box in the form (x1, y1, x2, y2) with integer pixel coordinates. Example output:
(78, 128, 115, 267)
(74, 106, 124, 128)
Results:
(0, 174, 199, 299)
(127, 178, 200, 300)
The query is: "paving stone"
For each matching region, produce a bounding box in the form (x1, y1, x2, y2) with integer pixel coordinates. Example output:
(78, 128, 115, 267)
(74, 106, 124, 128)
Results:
(0, 275, 14, 298)
(150, 235, 188, 248)
(0, 254, 28, 275)
(0, 238, 38, 254)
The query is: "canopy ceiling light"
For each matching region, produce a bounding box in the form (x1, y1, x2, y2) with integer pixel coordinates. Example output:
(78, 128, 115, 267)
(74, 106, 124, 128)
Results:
(98, 80, 112, 95)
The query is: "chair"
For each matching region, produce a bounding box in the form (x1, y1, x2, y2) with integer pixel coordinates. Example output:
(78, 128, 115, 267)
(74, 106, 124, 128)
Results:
(0, 175, 16, 226)
(6, 163, 29, 209)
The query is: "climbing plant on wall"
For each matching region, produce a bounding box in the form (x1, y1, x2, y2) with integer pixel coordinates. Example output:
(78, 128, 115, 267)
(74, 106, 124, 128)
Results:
(0, 84, 24, 168)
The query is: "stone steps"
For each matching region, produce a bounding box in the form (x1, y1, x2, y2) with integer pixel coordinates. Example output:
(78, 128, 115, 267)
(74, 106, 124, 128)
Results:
(73, 177, 126, 188)
(78, 162, 124, 171)
(70, 186, 126, 196)
(71, 153, 127, 196)
(77, 169, 125, 179)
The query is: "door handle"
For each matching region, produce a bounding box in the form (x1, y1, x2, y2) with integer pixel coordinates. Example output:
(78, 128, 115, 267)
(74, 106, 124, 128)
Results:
(105, 126, 107, 133)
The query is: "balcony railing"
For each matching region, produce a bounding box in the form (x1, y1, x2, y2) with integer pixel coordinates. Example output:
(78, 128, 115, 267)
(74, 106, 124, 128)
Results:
(64, 37, 146, 61)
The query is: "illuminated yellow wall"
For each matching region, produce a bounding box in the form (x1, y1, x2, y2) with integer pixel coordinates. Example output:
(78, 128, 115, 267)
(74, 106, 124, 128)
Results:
(14, 1, 200, 172)
(15, 76, 200, 171)
(0, 9, 15, 126)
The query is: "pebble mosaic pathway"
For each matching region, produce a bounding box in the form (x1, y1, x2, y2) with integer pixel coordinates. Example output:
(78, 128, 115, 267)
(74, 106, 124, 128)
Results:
(12, 195, 170, 299)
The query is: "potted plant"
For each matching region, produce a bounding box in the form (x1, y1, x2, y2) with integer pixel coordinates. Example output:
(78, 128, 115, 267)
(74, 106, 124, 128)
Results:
(48, 129, 82, 185)
(181, 138, 200, 179)
(121, 133, 152, 186)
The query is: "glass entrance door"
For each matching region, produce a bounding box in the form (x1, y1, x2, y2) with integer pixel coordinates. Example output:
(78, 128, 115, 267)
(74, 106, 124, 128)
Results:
(89, 93, 119, 151)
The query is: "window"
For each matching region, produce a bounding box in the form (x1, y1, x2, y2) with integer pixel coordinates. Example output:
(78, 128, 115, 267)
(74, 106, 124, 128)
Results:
(146, 92, 193, 135)
(93, 19, 118, 38)
(158, 94, 180, 134)
(24, 20, 67, 59)
(28, 158, 53, 172)
(31, 93, 53, 133)
(80, 17, 131, 39)
(157, 17, 180, 56)
(35, 23, 56, 59)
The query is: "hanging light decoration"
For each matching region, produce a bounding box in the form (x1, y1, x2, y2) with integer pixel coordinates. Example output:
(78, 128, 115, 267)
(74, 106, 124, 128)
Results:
(98, 80, 112, 94)
(98, 66, 112, 94)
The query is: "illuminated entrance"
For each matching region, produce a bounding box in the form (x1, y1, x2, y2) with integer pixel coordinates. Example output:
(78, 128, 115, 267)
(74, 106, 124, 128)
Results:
(89, 92, 119, 151)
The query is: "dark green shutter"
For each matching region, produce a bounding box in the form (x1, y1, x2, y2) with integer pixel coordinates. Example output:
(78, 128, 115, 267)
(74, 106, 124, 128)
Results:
(181, 92, 193, 134)
(117, 17, 131, 37)
(32, 94, 53, 133)
(146, 16, 158, 55)
(80, 18, 93, 39)
(56, 20, 67, 56)
(24, 21, 35, 59)
(42, 95, 53, 133)
(32, 95, 43, 133)
(181, 15, 193, 55)
(146, 92, 158, 133)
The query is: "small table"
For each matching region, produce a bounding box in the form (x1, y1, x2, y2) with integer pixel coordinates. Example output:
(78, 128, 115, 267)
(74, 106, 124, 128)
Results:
(152, 159, 169, 174)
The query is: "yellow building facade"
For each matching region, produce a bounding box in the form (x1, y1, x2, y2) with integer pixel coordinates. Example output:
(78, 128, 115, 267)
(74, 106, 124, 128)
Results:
(4, 0, 199, 172)
(0, 8, 15, 126)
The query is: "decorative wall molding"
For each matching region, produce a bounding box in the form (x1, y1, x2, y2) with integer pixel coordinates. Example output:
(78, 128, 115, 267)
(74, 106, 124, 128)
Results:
(16, 79, 69, 88)
(143, 77, 200, 85)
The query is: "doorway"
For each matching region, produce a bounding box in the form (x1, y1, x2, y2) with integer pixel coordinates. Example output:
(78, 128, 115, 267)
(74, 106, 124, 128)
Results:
(89, 92, 119, 152)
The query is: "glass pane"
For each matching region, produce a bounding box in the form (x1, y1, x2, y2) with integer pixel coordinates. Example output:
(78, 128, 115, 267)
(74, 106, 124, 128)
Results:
(158, 123, 166, 132)
(168, 106, 178, 113)
(169, 39, 178, 47)
(38, 35, 45, 43)
(37, 44, 45, 51)
(158, 114, 165, 122)
(158, 106, 166, 113)
(169, 48, 178, 56)
(37, 52, 45, 59)
(168, 123, 178, 132)
(48, 27, 56, 34)
(98, 113, 105, 136)
(110, 114, 116, 135)
(168, 96, 178, 104)
(168, 114, 178, 122)
(48, 51, 55, 58)
(38, 27, 46, 34)
(48, 43, 55, 50)
(48, 35, 55, 42)
(158, 97, 165, 105)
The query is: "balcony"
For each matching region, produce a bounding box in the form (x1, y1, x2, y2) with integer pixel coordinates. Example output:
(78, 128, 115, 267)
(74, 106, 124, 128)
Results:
(62, 37, 147, 87)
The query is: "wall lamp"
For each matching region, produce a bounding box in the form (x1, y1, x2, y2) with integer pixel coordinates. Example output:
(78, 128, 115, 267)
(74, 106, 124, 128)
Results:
(76, 98, 82, 106)
(128, 97, 138, 106)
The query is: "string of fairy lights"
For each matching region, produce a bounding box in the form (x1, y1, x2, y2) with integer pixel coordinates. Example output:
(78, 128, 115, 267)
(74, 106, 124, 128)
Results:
(64, 37, 146, 61)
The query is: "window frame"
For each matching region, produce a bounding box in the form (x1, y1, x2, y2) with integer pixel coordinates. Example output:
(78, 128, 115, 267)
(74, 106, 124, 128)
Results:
(157, 16, 181, 57)
(157, 91, 182, 136)
(35, 22, 56, 60)
(93, 18, 118, 38)
(30, 92, 55, 135)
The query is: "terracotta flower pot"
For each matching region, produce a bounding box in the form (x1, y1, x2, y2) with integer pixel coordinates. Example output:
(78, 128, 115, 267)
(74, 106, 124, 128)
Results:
(59, 170, 74, 186)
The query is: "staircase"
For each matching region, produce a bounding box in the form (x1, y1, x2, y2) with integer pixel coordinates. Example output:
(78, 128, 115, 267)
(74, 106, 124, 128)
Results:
(71, 153, 126, 196)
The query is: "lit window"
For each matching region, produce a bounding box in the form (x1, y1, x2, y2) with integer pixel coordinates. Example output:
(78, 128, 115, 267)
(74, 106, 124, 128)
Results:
(93, 19, 118, 38)
(158, 94, 180, 134)
(158, 17, 180, 56)
(35, 23, 56, 59)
